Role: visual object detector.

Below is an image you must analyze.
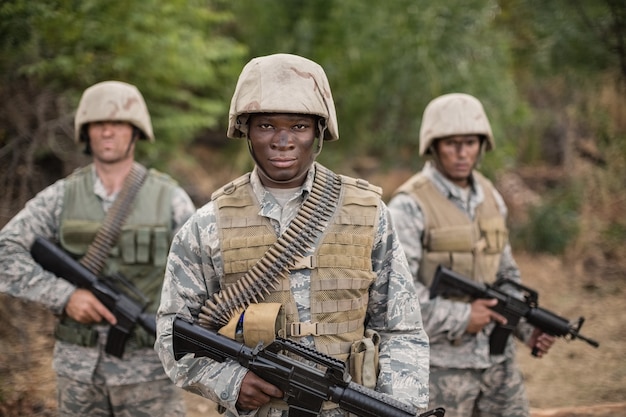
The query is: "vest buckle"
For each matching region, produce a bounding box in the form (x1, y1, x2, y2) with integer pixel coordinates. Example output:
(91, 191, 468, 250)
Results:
(290, 321, 320, 337)
(291, 255, 316, 270)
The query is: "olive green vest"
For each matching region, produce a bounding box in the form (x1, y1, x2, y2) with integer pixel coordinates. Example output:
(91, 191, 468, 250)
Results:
(213, 170, 381, 362)
(395, 171, 508, 287)
(56, 164, 177, 348)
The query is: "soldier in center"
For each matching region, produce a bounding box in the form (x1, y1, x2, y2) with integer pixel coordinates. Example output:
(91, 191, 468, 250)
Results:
(154, 53, 430, 416)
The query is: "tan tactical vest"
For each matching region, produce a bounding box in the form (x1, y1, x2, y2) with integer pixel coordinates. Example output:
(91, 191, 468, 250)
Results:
(395, 171, 508, 286)
(56, 164, 177, 347)
(213, 171, 381, 362)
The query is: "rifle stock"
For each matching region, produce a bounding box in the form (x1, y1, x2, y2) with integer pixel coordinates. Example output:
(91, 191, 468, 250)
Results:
(30, 236, 156, 357)
(430, 265, 599, 355)
(172, 317, 445, 417)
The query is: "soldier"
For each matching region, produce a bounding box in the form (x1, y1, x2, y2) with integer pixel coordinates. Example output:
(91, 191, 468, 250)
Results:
(154, 53, 430, 417)
(0, 81, 195, 417)
(388, 93, 556, 417)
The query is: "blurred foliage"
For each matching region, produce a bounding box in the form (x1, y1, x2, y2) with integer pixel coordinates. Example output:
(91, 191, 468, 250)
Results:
(230, 0, 526, 173)
(512, 185, 581, 254)
(0, 0, 625, 252)
(0, 0, 246, 164)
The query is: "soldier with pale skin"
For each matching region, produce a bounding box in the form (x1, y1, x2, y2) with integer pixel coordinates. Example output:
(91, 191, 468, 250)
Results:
(0, 81, 195, 417)
(388, 93, 555, 417)
(155, 53, 430, 417)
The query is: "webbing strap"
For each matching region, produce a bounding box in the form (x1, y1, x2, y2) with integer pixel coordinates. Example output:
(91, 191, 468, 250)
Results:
(199, 164, 342, 329)
(80, 162, 148, 275)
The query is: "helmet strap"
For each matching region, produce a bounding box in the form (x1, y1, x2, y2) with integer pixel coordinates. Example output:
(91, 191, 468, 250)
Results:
(81, 127, 92, 155)
(124, 135, 138, 158)
(312, 118, 326, 158)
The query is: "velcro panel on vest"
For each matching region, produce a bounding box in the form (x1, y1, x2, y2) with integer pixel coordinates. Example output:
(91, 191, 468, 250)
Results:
(223, 235, 275, 274)
(312, 277, 373, 291)
(317, 233, 373, 269)
(60, 220, 102, 256)
(427, 224, 478, 252)
(478, 216, 508, 254)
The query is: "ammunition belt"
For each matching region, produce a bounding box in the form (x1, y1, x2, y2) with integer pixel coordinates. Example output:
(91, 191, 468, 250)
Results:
(198, 165, 342, 329)
(81, 163, 147, 274)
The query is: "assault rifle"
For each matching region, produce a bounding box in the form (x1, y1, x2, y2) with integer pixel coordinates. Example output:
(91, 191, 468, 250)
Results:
(30, 236, 156, 358)
(172, 317, 445, 417)
(430, 265, 599, 356)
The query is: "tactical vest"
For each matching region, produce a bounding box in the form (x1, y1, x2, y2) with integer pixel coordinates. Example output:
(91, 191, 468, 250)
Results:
(213, 170, 381, 362)
(395, 171, 508, 287)
(55, 164, 177, 348)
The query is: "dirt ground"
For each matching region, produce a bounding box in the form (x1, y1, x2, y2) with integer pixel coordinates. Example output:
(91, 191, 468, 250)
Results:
(0, 250, 625, 417)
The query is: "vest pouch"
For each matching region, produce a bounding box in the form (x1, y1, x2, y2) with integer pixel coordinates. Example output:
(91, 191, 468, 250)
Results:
(55, 318, 98, 347)
(478, 216, 508, 254)
(427, 225, 477, 252)
(152, 226, 169, 267)
(242, 303, 284, 348)
(217, 303, 284, 348)
(124, 325, 157, 352)
(60, 220, 101, 256)
(136, 227, 151, 263)
(121, 228, 136, 263)
(349, 329, 380, 389)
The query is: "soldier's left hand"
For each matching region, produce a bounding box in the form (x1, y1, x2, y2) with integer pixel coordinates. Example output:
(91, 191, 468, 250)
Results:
(528, 328, 556, 357)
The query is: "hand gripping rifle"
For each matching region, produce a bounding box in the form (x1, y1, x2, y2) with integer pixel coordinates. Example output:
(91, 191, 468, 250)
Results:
(429, 265, 599, 356)
(30, 236, 156, 358)
(172, 317, 445, 417)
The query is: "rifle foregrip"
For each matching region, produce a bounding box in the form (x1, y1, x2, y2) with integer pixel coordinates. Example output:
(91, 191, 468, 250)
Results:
(332, 382, 416, 417)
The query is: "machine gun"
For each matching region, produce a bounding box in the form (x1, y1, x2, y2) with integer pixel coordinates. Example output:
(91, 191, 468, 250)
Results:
(30, 236, 156, 358)
(430, 265, 599, 355)
(173, 317, 445, 417)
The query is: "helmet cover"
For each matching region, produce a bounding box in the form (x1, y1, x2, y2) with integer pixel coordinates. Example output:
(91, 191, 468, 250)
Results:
(227, 53, 338, 141)
(419, 93, 494, 155)
(74, 81, 154, 143)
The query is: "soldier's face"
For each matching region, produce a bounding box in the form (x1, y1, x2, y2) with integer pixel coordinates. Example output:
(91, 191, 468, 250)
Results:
(433, 134, 481, 187)
(248, 113, 318, 189)
(88, 121, 135, 164)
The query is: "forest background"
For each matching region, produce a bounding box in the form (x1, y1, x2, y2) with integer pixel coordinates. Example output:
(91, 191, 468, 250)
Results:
(0, 0, 625, 416)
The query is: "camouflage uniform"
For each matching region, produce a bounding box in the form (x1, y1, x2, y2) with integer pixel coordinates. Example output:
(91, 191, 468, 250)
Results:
(156, 163, 430, 417)
(388, 93, 534, 417)
(0, 81, 195, 417)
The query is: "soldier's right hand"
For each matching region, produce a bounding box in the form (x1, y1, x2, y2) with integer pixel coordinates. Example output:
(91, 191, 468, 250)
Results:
(466, 298, 507, 334)
(65, 289, 117, 325)
(236, 371, 283, 412)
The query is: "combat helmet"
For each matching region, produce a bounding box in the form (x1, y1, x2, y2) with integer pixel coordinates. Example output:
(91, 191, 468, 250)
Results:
(227, 53, 339, 141)
(74, 81, 154, 143)
(419, 93, 494, 156)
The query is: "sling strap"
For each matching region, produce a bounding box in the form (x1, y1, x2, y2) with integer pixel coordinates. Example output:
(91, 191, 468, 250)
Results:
(198, 165, 342, 329)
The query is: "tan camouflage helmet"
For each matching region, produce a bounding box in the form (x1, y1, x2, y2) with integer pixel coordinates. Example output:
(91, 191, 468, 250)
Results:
(419, 93, 494, 155)
(74, 80, 154, 143)
(227, 53, 339, 141)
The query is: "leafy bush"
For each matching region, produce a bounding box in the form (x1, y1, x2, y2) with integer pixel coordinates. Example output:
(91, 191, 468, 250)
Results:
(513, 186, 581, 254)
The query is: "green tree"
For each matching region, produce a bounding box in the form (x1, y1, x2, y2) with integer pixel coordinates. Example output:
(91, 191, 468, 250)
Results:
(230, 0, 527, 173)
(0, 0, 246, 219)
